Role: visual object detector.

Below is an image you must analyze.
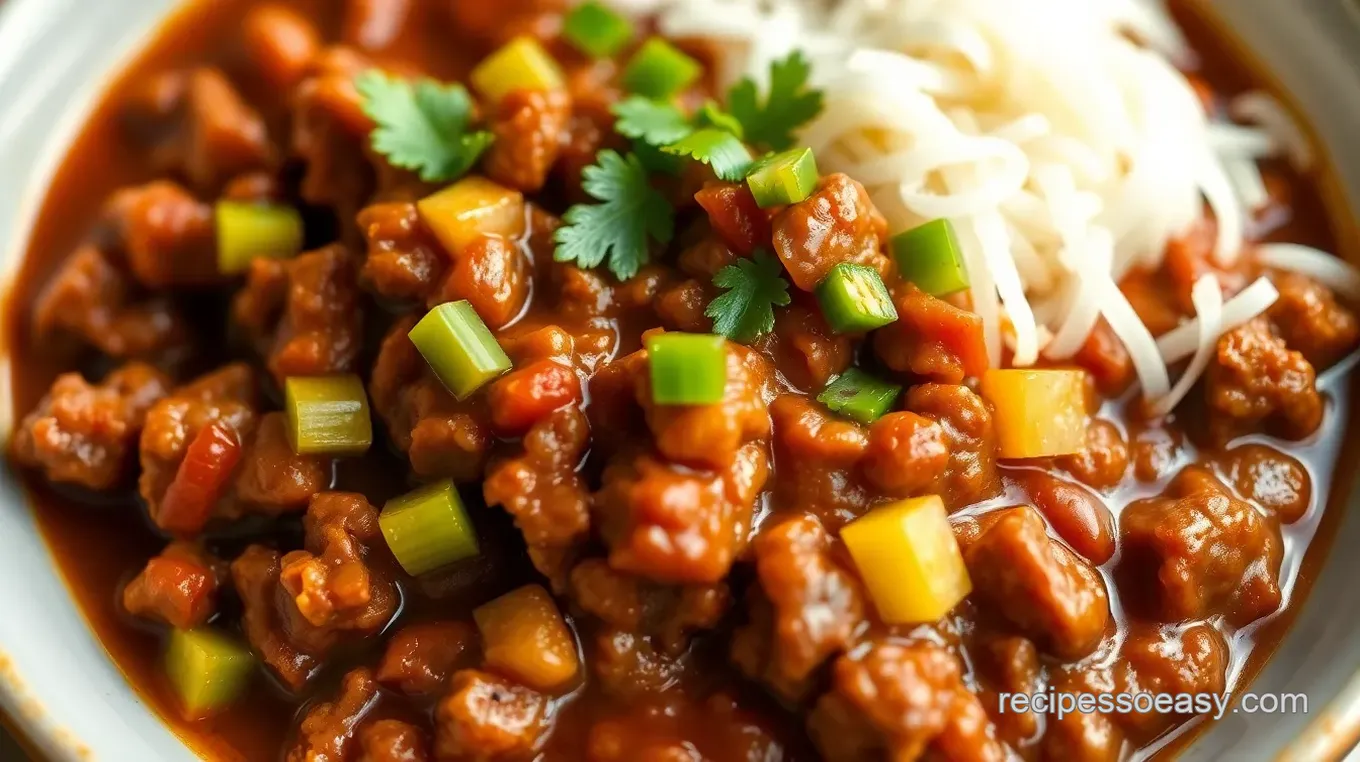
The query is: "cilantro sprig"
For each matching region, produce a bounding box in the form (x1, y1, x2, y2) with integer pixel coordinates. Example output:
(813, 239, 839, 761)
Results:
(611, 51, 823, 182)
(553, 150, 675, 281)
(706, 251, 792, 343)
(663, 129, 752, 181)
(357, 70, 494, 183)
(613, 96, 694, 145)
(561, 51, 822, 286)
(728, 51, 823, 151)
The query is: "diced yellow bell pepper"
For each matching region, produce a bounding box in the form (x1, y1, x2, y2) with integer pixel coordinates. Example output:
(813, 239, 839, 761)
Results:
(417, 177, 526, 257)
(979, 368, 1087, 459)
(470, 37, 565, 106)
(165, 628, 255, 720)
(474, 584, 579, 692)
(841, 495, 971, 624)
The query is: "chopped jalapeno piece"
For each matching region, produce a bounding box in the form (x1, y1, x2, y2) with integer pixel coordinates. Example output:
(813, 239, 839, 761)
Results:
(562, 1, 634, 59)
(817, 368, 901, 424)
(216, 201, 303, 274)
(891, 219, 970, 296)
(284, 375, 373, 455)
(380, 479, 479, 576)
(645, 333, 727, 405)
(166, 628, 254, 720)
(470, 36, 565, 106)
(816, 263, 898, 333)
(745, 147, 818, 208)
(622, 38, 701, 100)
(409, 301, 512, 399)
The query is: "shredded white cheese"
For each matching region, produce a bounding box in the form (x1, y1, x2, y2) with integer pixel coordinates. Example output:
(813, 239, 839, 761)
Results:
(1150, 275, 1223, 416)
(1257, 243, 1360, 302)
(1156, 277, 1280, 363)
(620, 0, 1360, 411)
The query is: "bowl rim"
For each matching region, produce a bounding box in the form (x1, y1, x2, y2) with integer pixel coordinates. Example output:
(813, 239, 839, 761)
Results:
(0, 0, 1358, 760)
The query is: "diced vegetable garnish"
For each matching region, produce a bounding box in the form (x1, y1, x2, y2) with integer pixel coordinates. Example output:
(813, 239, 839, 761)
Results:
(645, 333, 727, 405)
(891, 219, 970, 296)
(470, 37, 565, 106)
(380, 479, 479, 576)
(622, 38, 701, 100)
(356, 71, 493, 184)
(694, 183, 770, 256)
(562, 1, 633, 59)
(166, 628, 255, 720)
(817, 368, 902, 424)
(474, 585, 580, 692)
(980, 369, 1087, 459)
(417, 177, 526, 257)
(216, 201, 303, 274)
(841, 495, 972, 624)
(284, 374, 373, 455)
(409, 301, 512, 399)
(488, 359, 582, 435)
(745, 147, 818, 208)
(815, 263, 898, 333)
(158, 421, 242, 536)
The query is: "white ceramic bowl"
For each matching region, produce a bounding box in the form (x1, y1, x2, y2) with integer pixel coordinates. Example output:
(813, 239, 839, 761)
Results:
(2, 1, 1360, 760)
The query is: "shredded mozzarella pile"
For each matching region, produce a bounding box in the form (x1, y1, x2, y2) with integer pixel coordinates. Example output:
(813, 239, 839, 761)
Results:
(618, 0, 1360, 409)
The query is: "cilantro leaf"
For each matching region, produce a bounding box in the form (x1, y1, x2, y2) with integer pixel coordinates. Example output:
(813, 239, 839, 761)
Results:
(554, 150, 675, 281)
(357, 70, 493, 183)
(697, 100, 744, 139)
(663, 128, 753, 181)
(706, 250, 792, 342)
(632, 139, 685, 176)
(612, 96, 693, 145)
(727, 51, 824, 151)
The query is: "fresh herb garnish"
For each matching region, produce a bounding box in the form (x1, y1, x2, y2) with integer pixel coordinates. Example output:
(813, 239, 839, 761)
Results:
(357, 70, 494, 183)
(663, 128, 753, 181)
(554, 150, 675, 281)
(631, 139, 686, 176)
(612, 96, 694, 145)
(697, 100, 744, 139)
(706, 251, 792, 342)
(727, 51, 824, 152)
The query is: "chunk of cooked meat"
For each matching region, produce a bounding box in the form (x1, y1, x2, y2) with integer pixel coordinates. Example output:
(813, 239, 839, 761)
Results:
(32, 245, 187, 359)
(435, 670, 549, 760)
(1205, 317, 1323, 441)
(277, 492, 400, 655)
(1118, 466, 1282, 626)
(12, 362, 171, 490)
(285, 668, 380, 762)
(122, 541, 225, 629)
(232, 245, 363, 384)
(376, 621, 477, 696)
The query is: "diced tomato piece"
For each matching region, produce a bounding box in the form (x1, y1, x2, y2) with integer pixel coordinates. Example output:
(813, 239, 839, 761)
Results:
(901, 286, 989, 379)
(695, 182, 771, 256)
(158, 421, 243, 536)
(1074, 320, 1133, 396)
(488, 359, 582, 436)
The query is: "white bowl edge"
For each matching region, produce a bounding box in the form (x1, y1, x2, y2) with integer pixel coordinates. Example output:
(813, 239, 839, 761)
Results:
(0, 1, 1358, 761)
(0, 0, 197, 760)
